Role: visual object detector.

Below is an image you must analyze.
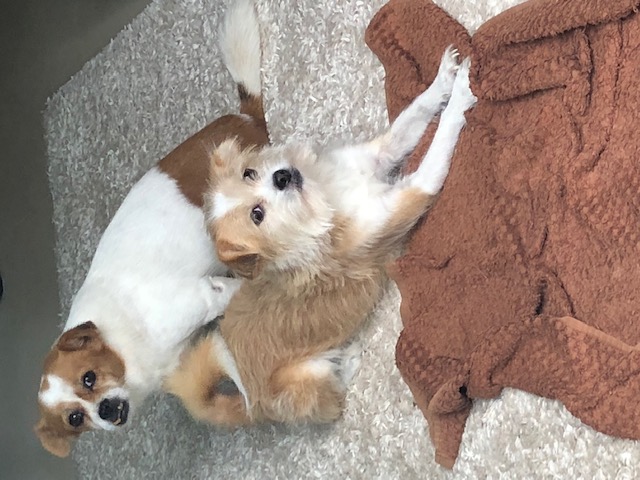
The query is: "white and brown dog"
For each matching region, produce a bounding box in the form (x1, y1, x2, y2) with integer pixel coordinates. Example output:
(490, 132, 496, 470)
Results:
(167, 47, 477, 426)
(35, 0, 266, 457)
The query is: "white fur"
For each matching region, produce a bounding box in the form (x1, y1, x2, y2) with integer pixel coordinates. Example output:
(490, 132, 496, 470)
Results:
(45, 167, 241, 424)
(211, 191, 242, 219)
(303, 344, 362, 389)
(219, 0, 262, 95)
(302, 359, 333, 378)
(210, 331, 249, 409)
(39, 375, 78, 409)
(409, 58, 477, 194)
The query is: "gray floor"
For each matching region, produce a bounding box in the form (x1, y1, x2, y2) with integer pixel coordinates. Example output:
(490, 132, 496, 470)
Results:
(0, 1, 150, 478)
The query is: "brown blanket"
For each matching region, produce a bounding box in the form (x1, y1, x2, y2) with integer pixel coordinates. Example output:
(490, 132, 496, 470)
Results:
(366, 0, 640, 469)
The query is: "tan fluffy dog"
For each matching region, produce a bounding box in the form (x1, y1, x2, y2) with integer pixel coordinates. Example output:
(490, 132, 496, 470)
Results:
(166, 47, 477, 426)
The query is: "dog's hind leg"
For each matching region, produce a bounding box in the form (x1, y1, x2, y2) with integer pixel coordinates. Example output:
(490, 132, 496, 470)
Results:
(266, 345, 362, 423)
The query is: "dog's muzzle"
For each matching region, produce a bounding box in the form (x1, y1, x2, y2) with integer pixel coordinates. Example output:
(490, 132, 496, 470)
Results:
(273, 168, 303, 191)
(98, 397, 129, 426)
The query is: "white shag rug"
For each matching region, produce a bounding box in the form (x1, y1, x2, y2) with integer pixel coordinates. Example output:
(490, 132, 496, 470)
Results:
(45, 0, 640, 478)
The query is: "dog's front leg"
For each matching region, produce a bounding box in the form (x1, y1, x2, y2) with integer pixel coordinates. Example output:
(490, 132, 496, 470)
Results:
(325, 46, 459, 179)
(372, 45, 460, 178)
(366, 58, 477, 249)
(405, 58, 476, 196)
(199, 275, 243, 325)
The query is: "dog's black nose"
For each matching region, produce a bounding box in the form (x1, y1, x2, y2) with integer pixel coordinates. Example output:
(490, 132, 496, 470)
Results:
(273, 168, 303, 191)
(98, 397, 129, 425)
(273, 169, 292, 190)
(98, 398, 121, 421)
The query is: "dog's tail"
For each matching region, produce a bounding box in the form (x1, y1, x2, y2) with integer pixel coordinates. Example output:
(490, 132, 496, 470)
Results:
(219, 0, 265, 123)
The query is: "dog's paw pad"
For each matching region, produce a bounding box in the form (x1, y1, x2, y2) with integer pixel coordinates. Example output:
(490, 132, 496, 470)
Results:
(208, 277, 225, 292)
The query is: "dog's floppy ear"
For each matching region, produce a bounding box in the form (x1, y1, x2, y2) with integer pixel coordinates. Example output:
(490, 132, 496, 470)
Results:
(57, 321, 100, 352)
(34, 419, 73, 458)
(210, 138, 242, 173)
(217, 239, 263, 279)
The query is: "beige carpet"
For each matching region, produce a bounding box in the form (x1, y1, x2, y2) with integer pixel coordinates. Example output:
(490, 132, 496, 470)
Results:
(45, 0, 640, 477)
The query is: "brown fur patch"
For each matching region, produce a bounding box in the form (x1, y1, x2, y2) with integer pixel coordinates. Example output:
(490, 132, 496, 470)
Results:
(34, 415, 77, 458)
(217, 247, 263, 279)
(213, 217, 267, 279)
(158, 115, 269, 208)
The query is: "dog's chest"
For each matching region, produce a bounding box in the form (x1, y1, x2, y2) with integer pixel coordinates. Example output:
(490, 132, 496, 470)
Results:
(320, 163, 393, 238)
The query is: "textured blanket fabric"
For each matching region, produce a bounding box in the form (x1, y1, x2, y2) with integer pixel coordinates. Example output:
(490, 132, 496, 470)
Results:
(45, 0, 640, 478)
(367, 0, 640, 470)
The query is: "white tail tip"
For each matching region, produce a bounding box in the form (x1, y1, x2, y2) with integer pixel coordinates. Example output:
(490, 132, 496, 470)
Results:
(219, 0, 262, 96)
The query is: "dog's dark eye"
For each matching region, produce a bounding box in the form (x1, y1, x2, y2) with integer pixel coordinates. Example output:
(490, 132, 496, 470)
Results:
(243, 168, 257, 181)
(82, 371, 96, 390)
(68, 411, 84, 428)
(250, 205, 265, 226)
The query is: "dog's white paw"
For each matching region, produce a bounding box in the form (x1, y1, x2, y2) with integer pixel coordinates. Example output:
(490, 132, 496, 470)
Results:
(207, 275, 242, 302)
(432, 45, 460, 102)
(198, 276, 240, 323)
(448, 57, 477, 113)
